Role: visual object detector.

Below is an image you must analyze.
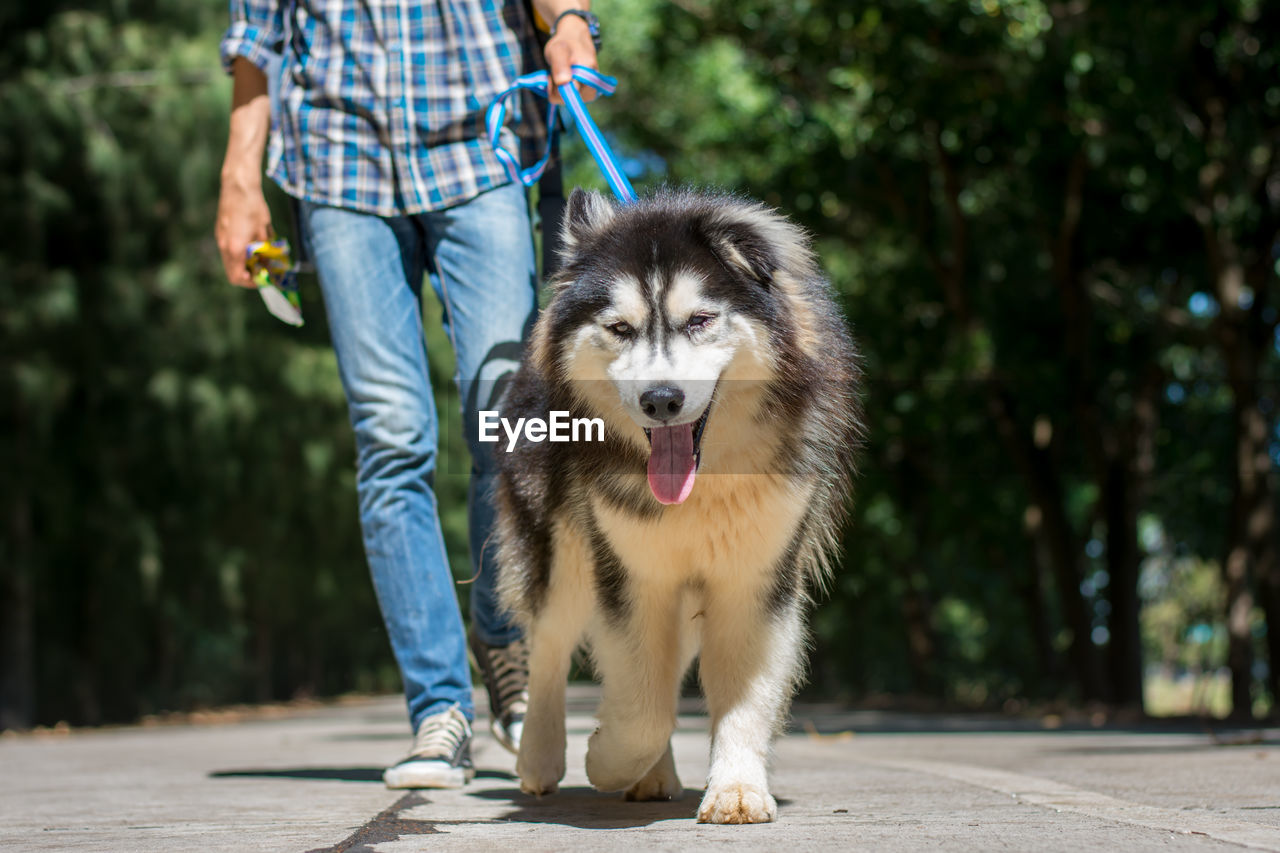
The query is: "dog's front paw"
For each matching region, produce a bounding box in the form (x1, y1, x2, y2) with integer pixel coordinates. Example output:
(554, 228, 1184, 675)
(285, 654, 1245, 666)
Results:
(517, 762, 562, 796)
(516, 739, 564, 796)
(696, 783, 777, 824)
(624, 754, 682, 802)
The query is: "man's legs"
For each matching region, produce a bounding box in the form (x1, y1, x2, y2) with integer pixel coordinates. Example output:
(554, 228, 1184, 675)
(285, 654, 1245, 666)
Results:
(419, 182, 538, 646)
(299, 202, 475, 733)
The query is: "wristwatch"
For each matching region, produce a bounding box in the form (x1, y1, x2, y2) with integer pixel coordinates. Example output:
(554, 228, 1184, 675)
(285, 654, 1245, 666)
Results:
(550, 9, 602, 51)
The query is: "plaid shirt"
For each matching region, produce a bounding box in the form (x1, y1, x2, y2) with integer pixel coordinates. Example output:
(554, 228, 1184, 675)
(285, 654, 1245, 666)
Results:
(221, 1, 545, 216)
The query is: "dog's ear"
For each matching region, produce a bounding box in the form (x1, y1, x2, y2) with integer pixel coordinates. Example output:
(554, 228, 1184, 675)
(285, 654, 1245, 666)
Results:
(706, 219, 779, 286)
(561, 188, 616, 252)
(703, 203, 813, 287)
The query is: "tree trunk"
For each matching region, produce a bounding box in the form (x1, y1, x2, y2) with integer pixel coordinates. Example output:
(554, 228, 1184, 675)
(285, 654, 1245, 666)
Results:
(989, 390, 1103, 701)
(1222, 397, 1260, 720)
(1103, 364, 1160, 710)
(1102, 459, 1144, 708)
(1, 495, 35, 731)
(901, 580, 937, 695)
(895, 442, 938, 696)
(1220, 369, 1273, 719)
(1188, 45, 1277, 715)
(1259, 552, 1280, 713)
(1204, 246, 1273, 720)
(254, 611, 274, 703)
(1239, 265, 1279, 715)
(1007, 544, 1059, 695)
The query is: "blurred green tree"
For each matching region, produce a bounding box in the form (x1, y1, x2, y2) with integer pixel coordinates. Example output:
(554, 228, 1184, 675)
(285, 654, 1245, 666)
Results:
(585, 0, 1279, 714)
(2, 0, 1276, 727)
(0, 3, 394, 726)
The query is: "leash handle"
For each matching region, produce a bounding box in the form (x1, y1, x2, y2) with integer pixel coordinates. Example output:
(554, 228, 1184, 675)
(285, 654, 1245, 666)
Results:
(486, 65, 638, 205)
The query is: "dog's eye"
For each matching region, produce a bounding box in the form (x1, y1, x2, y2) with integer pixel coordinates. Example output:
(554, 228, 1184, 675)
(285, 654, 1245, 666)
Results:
(606, 321, 634, 337)
(686, 313, 716, 331)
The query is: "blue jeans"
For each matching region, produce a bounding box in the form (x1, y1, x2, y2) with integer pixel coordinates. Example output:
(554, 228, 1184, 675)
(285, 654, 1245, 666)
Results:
(298, 183, 537, 730)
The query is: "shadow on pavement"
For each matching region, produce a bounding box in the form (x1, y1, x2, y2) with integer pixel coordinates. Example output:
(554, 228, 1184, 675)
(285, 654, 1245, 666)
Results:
(1044, 736, 1280, 755)
(208, 767, 517, 783)
(472, 785, 702, 828)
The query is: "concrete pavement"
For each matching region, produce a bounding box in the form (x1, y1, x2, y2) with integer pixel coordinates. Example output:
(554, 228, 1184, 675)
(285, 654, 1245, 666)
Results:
(2, 687, 1277, 852)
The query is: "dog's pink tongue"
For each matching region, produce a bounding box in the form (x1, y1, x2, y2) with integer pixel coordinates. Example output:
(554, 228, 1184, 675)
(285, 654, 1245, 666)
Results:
(647, 423, 697, 505)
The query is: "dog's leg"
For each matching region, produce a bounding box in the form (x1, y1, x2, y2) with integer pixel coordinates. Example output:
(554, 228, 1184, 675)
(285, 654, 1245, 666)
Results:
(695, 597, 803, 824)
(515, 613, 579, 795)
(621, 609, 700, 802)
(584, 596, 686, 792)
(516, 533, 593, 796)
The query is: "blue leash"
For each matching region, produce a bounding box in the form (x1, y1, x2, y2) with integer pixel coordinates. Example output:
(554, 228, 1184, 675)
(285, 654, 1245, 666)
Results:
(486, 64, 638, 205)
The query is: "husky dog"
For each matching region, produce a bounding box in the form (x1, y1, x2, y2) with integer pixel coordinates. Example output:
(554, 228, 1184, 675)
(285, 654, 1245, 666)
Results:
(493, 188, 861, 824)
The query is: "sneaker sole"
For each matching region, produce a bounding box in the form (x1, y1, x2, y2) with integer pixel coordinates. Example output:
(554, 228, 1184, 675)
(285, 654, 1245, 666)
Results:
(383, 762, 475, 790)
(490, 718, 520, 756)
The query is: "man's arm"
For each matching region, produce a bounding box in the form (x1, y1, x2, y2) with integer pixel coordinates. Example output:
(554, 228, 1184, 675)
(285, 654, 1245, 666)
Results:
(216, 58, 274, 288)
(531, 1, 601, 104)
(216, 0, 282, 288)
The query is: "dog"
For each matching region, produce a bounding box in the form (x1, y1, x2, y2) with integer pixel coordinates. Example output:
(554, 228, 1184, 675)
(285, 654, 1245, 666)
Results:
(492, 187, 862, 824)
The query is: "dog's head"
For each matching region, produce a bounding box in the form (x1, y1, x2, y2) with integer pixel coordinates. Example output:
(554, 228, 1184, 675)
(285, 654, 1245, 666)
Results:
(531, 188, 821, 506)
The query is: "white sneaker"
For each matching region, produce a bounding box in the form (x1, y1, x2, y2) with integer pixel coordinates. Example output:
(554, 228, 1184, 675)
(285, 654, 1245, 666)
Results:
(383, 705, 475, 789)
(468, 630, 528, 755)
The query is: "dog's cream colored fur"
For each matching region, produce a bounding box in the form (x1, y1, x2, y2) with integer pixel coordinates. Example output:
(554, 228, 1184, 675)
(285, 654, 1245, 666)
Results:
(513, 481, 810, 822)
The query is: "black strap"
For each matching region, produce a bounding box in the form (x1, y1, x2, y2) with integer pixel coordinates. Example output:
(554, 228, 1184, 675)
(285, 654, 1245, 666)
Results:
(524, 0, 567, 278)
(538, 129, 566, 278)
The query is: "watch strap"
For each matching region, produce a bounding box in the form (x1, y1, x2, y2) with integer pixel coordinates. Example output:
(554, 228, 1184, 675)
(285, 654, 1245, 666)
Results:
(550, 9, 602, 49)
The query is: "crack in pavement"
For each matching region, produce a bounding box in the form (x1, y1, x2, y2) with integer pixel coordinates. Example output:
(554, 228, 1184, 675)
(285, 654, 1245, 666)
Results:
(307, 792, 530, 852)
(306, 792, 439, 853)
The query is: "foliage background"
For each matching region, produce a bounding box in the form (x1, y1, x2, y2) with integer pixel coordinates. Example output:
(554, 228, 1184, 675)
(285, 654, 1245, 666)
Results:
(2, 0, 1277, 728)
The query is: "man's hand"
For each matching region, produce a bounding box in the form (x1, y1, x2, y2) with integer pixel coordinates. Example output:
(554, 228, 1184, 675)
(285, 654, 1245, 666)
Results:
(216, 57, 273, 288)
(216, 173, 273, 288)
(537, 5, 600, 105)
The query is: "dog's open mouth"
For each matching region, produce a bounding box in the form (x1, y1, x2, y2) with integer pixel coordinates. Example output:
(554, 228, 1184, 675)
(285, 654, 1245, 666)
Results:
(642, 401, 713, 506)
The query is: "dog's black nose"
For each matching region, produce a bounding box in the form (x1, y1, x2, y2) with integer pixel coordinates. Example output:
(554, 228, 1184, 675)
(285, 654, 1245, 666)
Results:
(640, 386, 685, 422)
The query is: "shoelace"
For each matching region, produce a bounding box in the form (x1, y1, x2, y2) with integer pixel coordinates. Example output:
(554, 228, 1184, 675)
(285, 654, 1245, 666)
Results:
(411, 708, 468, 759)
(484, 640, 529, 719)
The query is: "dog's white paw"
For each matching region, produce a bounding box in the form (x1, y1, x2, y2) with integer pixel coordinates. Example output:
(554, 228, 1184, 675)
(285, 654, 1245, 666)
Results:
(585, 727, 664, 792)
(623, 757, 682, 802)
(696, 783, 777, 824)
(517, 761, 562, 796)
(516, 737, 564, 796)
